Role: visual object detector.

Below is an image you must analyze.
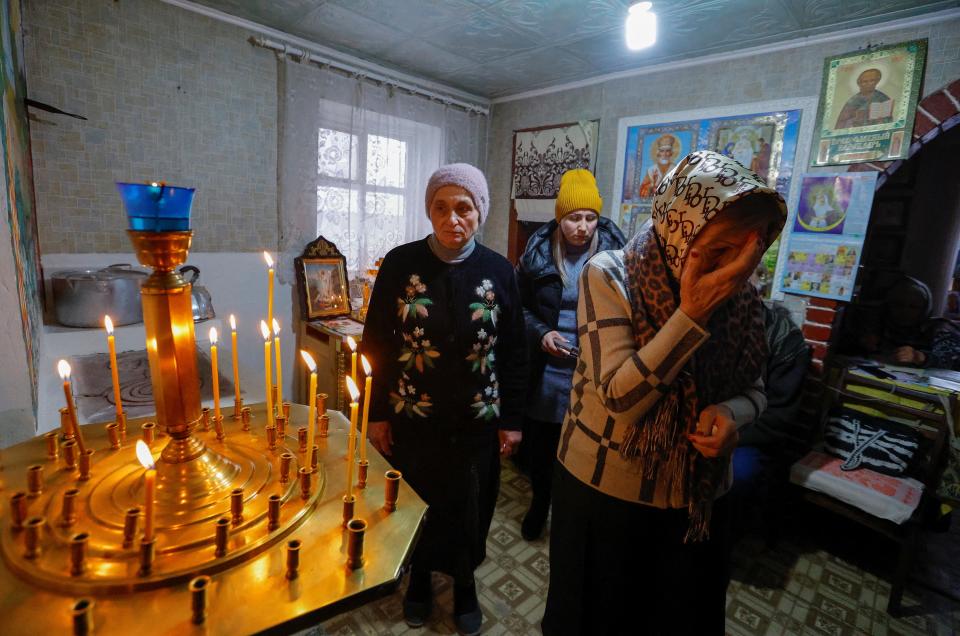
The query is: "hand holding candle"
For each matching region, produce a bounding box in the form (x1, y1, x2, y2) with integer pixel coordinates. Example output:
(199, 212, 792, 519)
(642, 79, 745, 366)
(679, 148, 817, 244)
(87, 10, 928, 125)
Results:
(347, 336, 357, 387)
(136, 440, 157, 542)
(58, 360, 86, 454)
(230, 314, 241, 406)
(345, 376, 360, 498)
(104, 316, 124, 421)
(272, 318, 283, 406)
(301, 351, 318, 469)
(260, 321, 274, 429)
(209, 327, 221, 421)
(360, 355, 372, 463)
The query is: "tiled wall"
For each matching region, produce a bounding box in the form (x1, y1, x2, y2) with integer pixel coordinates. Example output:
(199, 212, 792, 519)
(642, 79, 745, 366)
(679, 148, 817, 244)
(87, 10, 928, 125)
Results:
(486, 17, 960, 255)
(23, 0, 278, 253)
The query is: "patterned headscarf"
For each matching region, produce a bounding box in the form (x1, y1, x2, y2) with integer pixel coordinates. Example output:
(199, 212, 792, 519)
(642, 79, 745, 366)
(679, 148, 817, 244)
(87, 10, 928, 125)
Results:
(622, 150, 786, 541)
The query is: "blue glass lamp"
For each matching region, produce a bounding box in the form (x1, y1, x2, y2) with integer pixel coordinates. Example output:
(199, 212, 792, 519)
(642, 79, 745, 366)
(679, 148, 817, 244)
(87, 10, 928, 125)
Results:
(116, 182, 195, 232)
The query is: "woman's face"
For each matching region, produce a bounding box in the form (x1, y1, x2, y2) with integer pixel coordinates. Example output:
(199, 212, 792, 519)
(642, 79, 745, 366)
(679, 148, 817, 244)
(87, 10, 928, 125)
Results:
(429, 185, 480, 250)
(684, 216, 764, 275)
(559, 210, 599, 247)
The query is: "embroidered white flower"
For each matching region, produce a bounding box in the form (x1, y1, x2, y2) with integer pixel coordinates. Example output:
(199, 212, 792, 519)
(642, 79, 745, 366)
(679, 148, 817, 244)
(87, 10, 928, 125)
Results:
(482, 279, 493, 291)
(477, 328, 488, 340)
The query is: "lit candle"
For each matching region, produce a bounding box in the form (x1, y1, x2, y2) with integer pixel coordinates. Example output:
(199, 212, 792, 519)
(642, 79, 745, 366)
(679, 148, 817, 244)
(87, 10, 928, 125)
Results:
(136, 440, 157, 542)
(104, 316, 124, 421)
(260, 321, 274, 429)
(209, 327, 221, 421)
(301, 351, 318, 467)
(272, 318, 283, 405)
(345, 376, 360, 498)
(360, 355, 372, 463)
(263, 252, 275, 331)
(346, 336, 357, 387)
(230, 314, 241, 406)
(57, 360, 86, 454)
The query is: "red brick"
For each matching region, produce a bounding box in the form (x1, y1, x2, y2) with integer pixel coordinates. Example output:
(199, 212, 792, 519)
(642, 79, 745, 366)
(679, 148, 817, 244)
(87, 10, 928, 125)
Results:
(805, 307, 836, 325)
(921, 91, 958, 123)
(803, 324, 833, 342)
(913, 115, 936, 139)
(809, 341, 829, 360)
(808, 297, 841, 309)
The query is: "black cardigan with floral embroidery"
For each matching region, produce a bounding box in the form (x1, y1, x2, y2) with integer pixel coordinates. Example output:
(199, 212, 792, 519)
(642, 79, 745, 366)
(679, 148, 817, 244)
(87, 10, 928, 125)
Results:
(361, 238, 528, 441)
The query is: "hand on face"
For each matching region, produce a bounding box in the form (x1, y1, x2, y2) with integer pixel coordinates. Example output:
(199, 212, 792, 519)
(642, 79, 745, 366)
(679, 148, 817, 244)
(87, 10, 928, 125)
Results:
(429, 185, 480, 250)
(678, 224, 765, 327)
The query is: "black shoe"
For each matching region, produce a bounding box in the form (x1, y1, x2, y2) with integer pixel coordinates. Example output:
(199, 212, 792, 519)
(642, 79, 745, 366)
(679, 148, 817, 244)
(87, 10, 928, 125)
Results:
(454, 581, 482, 636)
(521, 500, 549, 540)
(403, 569, 432, 628)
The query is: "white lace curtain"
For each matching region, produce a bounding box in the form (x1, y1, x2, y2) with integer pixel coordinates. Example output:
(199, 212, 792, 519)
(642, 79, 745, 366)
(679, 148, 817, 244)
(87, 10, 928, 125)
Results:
(278, 59, 488, 285)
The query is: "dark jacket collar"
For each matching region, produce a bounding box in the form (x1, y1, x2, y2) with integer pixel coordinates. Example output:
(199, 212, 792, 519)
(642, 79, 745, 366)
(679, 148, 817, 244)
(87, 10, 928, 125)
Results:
(519, 216, 626, 280)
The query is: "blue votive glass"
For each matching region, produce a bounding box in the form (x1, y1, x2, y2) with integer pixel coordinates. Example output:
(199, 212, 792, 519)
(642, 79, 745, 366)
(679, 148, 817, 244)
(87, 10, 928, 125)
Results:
(116, 182, 196, 232)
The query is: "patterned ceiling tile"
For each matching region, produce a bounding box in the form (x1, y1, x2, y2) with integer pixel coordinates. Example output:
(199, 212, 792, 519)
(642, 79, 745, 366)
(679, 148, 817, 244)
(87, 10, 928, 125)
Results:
(291, 3, 411, 60)
(377, 40, 478, 80)
(780, 0, 957, 29)
(481, 0, 630, 46)
(328, 0, 485, 35)
(414, 9, 543, 63)
(189, 0, 321, 30)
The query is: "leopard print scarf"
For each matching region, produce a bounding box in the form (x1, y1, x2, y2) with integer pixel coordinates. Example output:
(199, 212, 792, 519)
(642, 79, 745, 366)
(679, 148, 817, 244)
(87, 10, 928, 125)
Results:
(621, 150, 786, 541)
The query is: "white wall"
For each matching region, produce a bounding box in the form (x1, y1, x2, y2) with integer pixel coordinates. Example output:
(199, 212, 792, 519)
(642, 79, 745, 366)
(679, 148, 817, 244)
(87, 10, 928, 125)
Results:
(37, 252, 297, 434)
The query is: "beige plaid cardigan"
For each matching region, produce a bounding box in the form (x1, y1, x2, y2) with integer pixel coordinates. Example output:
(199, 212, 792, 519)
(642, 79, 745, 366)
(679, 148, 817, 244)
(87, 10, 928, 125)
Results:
(557, 250, 766, 508)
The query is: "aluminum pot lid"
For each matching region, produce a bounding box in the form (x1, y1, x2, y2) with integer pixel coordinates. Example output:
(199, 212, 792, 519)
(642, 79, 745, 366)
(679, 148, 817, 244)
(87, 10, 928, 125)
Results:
(52, 265, 148, 281)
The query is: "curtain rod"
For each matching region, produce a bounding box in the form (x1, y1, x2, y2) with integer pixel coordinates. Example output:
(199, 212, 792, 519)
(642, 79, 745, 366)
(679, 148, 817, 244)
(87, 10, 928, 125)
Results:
(249, 36, 490, 117)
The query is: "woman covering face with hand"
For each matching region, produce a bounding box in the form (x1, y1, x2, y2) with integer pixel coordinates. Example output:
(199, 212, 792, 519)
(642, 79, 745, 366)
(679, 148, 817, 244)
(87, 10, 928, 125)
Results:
(542, 151, 786, 636)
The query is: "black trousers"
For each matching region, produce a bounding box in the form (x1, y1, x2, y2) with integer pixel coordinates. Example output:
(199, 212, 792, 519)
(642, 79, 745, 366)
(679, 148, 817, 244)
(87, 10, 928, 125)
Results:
(542, 465, 731, 636)
(524, 417, 563, 509)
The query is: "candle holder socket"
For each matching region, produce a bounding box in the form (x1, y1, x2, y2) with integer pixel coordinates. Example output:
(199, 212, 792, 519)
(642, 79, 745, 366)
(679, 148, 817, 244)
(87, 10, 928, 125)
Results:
(311, 445, 319, 471)
(342, 494, 355, 527)
(200, 407, 210, 432)
(138, 537, 156, 576)
(78, 449, 93, 481)
(241, 406, 251, 431)
(72, 598, 94, 636)
(44, 431, 59, 460)
(286, 539, 301, 580)
(214, 517, 229, 557)
(27, 464, 43, 497)
(23, 516, 45, 559)
(62, 439, 78, 471)
(267, 494, 282, 531)
(214, 414, 225, 441)
(299, 467, 312, 499)
(319, 414, 329, 438)
(316, 392, 328, 415)
(279, 452, 293, 483)
(142, 421, 156, 445)
(59, 406, 72, 438)
(347, 518, 367, 570)
(266, 425, 277, 451)
(230, 488, 244, 525)
(70, 532, 89, 576)
(384, 469, 402, 512)
(272, 385, 279, 406)
(122, 507, 140, 548)
(10, 491, 27, 530)
(106, 422, 121, 450)
(190, 575, 211, 624)
(275, 414, 287, 440)
(117, 410, 128, 436)
(60, 488, 80, 527)
(297, 427, 307, 453)
(282, 402, 291, 421)
(358, 460, 369, 489)
(233, 397, 243, 420)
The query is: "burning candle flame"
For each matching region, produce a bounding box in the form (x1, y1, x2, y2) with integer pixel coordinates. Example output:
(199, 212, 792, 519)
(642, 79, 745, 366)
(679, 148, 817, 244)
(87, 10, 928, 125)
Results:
(104, 315, 114, 334)
(57, 359, 71, 380)
(209, 327, 218, 344)
(361, 354, 371, 375)
(135, 440, 155, 470)
(259, 320, 271, 341)
(300, 350, 316, 372)
(229, 314, 236, 331)
(346, 336, 357, 352)
(345, 376, 360, 403)
(263, 251, 274, 268)
(272, 318, 280, 335)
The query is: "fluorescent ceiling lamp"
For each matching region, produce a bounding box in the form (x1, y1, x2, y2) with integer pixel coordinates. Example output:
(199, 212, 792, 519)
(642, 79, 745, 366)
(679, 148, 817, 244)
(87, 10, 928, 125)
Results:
(626, 2, 657, 50)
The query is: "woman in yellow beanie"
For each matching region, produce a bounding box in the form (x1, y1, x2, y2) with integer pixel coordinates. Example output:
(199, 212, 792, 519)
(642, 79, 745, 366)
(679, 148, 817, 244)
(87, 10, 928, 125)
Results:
(515, 168, 625, 540)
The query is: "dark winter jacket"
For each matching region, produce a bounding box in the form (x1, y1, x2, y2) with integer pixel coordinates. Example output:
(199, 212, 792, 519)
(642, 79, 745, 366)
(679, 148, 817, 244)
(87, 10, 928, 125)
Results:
(516, 217, 626, 383)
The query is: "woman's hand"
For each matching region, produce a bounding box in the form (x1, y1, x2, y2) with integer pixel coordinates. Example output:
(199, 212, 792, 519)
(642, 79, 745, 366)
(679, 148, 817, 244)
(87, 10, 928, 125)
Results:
(679, 234, 765, 327)
(368, 420, 393, 456)
(894, 346, 926, 366)
(541, 331, 571, 358)
(499, 429, 522, 457)
(686, 404, 739, 458)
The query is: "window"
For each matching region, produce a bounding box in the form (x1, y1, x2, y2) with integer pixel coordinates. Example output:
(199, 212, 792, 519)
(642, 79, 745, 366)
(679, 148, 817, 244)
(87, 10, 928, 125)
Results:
(316, 101, 440, 275)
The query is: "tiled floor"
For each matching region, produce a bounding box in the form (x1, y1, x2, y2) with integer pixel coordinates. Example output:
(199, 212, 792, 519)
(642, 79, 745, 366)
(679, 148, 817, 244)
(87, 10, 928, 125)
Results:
(313, 461, 960, 635)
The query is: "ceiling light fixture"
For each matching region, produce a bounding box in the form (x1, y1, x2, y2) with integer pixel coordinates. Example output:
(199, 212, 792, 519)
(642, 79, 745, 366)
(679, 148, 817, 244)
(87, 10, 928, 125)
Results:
(626, 2, 657, 51)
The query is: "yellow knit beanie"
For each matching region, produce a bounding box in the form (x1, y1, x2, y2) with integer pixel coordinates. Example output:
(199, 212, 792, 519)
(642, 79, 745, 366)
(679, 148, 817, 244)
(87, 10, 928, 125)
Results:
(555, 169, 602, 221)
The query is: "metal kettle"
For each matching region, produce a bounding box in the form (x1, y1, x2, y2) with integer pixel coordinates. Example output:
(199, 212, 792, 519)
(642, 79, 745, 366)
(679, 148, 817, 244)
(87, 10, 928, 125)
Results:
(180, 265, 215, 321)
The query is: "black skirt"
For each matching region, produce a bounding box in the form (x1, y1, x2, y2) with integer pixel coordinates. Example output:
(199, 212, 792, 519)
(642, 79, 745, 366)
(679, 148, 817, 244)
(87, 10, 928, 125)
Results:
(389, 425, 500, 582)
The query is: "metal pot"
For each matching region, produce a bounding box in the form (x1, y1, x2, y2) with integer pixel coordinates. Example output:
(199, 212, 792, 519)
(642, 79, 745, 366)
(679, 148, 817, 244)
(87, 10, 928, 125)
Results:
(180, 265, 215, 321)
(52, 264, 148, 328)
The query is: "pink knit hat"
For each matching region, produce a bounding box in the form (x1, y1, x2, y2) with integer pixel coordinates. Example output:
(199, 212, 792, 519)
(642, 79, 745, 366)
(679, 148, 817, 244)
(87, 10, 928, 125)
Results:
(425, 163, 489, 224)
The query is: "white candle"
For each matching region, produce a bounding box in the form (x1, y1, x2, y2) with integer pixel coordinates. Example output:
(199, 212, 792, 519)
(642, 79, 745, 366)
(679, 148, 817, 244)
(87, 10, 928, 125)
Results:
(260, 321, 274, 429)
(360, 355, 372, 463)
(209, 327, 221, 421)
(345, 376, 360, 498)
(272, 318, 283, 406)
(230, 314, 241, 405)
(136, 440, 157, 542)
(301, 351, 318, 467)
(104, 316, 124, 421)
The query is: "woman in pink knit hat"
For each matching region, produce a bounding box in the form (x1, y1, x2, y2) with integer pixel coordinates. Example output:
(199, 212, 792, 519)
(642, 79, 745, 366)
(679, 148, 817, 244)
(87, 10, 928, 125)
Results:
(362, 163, 528, 635)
